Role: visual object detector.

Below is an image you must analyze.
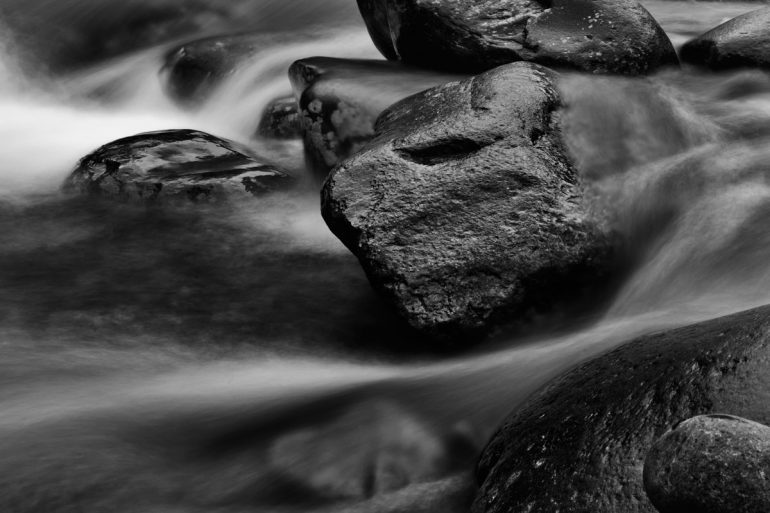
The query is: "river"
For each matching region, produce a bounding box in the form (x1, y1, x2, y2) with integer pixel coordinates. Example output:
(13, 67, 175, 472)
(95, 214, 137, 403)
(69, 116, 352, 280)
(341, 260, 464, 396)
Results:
(0, 1, 768, 512)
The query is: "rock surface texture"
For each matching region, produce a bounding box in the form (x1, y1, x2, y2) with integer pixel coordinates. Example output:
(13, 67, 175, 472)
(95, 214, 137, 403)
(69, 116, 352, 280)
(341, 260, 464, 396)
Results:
(473, 305, 770, 513)
(257, 97, 302, 139)
(644, 414, 770, 513)
(289, 57, 463, 176)
(357, 0, 678, 74)
(64, 129, 291, 203)
(322, 62, 615, 343)
(681, 7, 770, 71)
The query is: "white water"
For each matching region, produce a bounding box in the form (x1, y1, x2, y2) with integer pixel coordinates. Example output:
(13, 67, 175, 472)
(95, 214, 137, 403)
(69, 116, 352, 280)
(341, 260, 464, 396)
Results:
(0, 1, 769, 512)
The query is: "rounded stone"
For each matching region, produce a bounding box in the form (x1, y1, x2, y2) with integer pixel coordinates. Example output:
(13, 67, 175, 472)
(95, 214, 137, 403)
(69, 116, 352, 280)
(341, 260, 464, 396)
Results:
(64, 129, 292, 203)
(644, 414, 770, 513)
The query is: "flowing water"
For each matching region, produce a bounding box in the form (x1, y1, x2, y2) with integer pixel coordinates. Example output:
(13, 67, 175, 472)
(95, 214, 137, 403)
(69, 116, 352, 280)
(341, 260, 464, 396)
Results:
(0, 1, 769, 512)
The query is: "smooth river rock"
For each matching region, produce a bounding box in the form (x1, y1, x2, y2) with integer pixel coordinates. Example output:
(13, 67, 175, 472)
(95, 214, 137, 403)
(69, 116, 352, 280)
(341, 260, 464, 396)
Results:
(644, 414, 770, 513)
(322, 62, 616, 343)
(681, 7, 770, 71)
(163, 33, 296, 106)
(357, 0, 678, 74)
(64, 129, 292, 203)
(257, 96, 302, 139)
(289, 57, 464, 176)
(473, 304, 770, 513)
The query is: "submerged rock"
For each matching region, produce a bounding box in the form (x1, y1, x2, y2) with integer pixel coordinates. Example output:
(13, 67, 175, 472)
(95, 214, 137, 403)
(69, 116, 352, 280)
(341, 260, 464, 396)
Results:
(257, 97, 302, 139)
(289, 57, 464, 176)
(644, 414, 770, 513)
(357, 0, 677, 74)
(322, 62, 616, 343)
(681, 8, 770, 71)
(474, 305, 770, 513)
(64, 129, 292, 203)
(269, 402, 475, 499)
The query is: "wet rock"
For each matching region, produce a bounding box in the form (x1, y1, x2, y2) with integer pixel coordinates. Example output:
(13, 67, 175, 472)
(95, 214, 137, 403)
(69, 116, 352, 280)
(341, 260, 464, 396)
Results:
(162, 33, 298, 106)
(681, 8, 770, 71)
(257, 97, 301, 139)
(322, 62, 616, 344)
(474, 304, 770, 513)
(644, 414, 770, 513)
(64, 129, 292, 203)
(357, 0, 678, 74)
(289, 57, 464, 176)
(269, 402, 473, 499)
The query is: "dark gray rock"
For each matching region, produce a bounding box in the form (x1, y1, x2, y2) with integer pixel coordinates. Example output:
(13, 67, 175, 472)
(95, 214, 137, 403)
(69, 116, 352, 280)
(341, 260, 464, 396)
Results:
(162, 33, 297, 106)
(64, 129, 292, 203)
(644, 414, 770, 513)
(357, 0, 678, 74)
(257, 97, 301, 139)
(474, 304, 770, 513)
(321, 62, 616, 343)
(289, 57, 464, 177)
(681, 8, 770, 71)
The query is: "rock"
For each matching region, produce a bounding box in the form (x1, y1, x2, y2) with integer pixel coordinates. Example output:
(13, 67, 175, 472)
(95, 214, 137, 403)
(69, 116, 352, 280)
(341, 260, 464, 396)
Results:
(289, 57, 464, 176)
(257, 97, 301, 139)
(681, 8, 770, 71)
(644, 414, 770, 513)
(162, 33, 297, 106)
(473, 304, 770, 513)
(321, 62, 616, 343)
(356, 0, 678, 74)
(269, 402, 473, 499)
(64, 129, 292, 203)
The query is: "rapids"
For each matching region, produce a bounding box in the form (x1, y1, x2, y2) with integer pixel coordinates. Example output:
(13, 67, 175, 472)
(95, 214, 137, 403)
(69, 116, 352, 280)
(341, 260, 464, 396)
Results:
(0, 1, 769, 512)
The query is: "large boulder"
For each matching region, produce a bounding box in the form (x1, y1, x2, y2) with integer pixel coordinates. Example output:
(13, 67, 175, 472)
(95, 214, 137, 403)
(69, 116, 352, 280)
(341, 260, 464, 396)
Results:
(289, 57, 464, 176)
(64, 129, 292, 203)
(321, 62, 616, 344)
(681, 8, 770, 71)
(473, 304, 770, 513)
(644, 414, 770, 513)
(356, 0, 678, 74)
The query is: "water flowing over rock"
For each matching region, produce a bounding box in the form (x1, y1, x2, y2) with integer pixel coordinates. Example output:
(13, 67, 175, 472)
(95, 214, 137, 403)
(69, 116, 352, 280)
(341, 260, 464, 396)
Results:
(559, 74, 718, 181)
(257, 96, 302, 139)
(64, 129, 292, 203)
(644, 415, 770, 513)
(681, 7, 770, 71)
(473, 305, 770, 513)
(289, 57, 464, 176)
(356, 0, 678, 74)
(162, 33, 299, 106)
(269, 402, 476, 499)
(322, 62, 616, 344)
